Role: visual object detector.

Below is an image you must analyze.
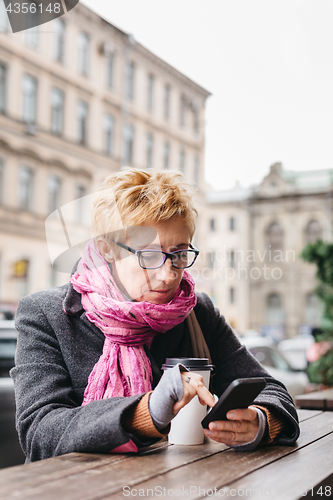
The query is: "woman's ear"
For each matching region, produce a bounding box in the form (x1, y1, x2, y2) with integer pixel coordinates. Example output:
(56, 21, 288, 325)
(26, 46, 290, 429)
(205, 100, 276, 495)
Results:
(96, 238, 114, 263)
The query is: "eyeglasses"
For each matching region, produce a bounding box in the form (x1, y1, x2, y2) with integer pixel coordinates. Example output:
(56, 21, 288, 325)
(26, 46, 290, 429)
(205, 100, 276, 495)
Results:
(115, 242, 200, 270)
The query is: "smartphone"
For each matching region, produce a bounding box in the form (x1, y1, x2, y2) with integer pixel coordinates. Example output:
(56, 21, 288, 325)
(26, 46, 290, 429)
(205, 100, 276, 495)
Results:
(201, 377, 266, 429)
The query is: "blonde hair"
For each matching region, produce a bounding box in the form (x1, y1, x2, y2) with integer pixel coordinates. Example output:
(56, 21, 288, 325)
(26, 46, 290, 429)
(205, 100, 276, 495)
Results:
(92, 168, 197, 240)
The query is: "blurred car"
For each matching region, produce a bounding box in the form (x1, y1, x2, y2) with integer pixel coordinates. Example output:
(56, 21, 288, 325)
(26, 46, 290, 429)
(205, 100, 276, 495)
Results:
(0, 320, 25, 468)
(240, 336, 309, 400)
(0, 320, 17, 377)
(278, 335, 314, 371)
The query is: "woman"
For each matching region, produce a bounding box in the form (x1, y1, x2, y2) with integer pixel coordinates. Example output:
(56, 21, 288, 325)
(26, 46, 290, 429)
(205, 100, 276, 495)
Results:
(11, 169, 299, 462)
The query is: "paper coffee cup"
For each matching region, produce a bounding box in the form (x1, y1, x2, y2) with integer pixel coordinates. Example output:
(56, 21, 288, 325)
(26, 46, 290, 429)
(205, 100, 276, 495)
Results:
(161, 358, 214, 445)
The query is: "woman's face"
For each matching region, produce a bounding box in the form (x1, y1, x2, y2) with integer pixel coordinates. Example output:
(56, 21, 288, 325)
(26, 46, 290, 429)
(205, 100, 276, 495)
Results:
(108, 217, 191, 304)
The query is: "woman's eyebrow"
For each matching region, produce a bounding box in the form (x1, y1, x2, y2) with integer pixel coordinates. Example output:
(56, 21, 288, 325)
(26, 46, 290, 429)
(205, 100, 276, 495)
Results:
(140, 243, 189, 250)
(162, 243, 189, 248)
(174, 243, 189, 249)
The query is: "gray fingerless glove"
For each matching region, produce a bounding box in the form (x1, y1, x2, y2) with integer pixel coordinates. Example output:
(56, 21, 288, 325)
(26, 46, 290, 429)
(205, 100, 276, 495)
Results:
(149, 364, 188, 430)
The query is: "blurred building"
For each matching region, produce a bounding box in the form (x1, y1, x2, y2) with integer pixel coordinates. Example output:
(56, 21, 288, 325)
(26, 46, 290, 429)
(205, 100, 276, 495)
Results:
(0, 2, 210, 310)
(204, 162, 333, 338)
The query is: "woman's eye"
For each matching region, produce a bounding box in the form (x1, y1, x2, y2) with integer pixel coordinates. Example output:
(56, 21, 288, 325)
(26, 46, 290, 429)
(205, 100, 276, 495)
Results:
(176, 251, 187, 259)
(142, 252, 160, 262)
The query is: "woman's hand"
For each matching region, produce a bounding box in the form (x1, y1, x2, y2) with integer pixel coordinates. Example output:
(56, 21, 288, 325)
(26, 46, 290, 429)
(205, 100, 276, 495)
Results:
(203, 406, 259, 445)
(149, 366, 215, 430)
(173, 371, 215, 413)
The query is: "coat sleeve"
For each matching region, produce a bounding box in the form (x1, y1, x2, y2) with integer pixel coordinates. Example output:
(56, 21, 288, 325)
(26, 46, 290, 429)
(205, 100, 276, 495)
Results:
(11, 294, 157, 462)
(194, 293, 300, 446)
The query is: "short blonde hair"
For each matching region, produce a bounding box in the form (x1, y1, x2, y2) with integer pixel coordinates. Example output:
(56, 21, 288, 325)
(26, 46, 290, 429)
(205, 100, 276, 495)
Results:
(92, 168, 197, 240)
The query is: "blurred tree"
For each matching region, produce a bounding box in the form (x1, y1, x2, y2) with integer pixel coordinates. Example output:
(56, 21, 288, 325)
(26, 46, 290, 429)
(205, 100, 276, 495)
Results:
(301, 240, 333, 386)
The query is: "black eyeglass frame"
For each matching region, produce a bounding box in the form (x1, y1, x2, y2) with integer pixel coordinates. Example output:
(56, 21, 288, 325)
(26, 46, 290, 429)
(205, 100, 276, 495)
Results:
(114, 241, 200, 270)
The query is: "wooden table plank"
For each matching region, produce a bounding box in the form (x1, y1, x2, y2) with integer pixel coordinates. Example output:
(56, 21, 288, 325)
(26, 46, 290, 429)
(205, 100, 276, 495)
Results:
(225, 433, 333, 500)
(0, 453, 127, 488)
(0, 409, 329, 500)
(105, 411, 333, 500)
(295, 388, 333, 410)
(0, 439, 228, 500)
(296, 409, 323, 421)
(0, 438, 170, 490)
(0, 406, 313, 488)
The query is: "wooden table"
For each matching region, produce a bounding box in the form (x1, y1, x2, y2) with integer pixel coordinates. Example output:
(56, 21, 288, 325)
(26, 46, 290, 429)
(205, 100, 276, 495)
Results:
(295, 388, 333, 410)
(0, 410, 332, 500)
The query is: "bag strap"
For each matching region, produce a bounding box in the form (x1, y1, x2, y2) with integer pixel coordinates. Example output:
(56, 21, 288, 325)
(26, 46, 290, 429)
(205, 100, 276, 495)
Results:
(186, 309, 212, 363)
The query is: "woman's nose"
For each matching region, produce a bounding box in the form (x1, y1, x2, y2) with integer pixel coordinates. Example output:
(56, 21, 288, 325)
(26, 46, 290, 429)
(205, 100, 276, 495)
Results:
(155, 258, 177, 283)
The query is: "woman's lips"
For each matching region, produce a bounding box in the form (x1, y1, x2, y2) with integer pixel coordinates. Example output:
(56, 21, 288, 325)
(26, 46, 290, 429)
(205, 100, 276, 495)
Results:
(150, 289, 170, 294)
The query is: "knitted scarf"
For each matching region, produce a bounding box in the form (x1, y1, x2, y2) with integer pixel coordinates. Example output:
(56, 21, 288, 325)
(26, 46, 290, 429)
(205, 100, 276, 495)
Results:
(70, 239, 197, 404)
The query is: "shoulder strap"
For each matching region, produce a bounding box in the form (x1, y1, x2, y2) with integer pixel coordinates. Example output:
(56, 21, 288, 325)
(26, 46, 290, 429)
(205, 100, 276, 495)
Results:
(186, 309, 212, 363)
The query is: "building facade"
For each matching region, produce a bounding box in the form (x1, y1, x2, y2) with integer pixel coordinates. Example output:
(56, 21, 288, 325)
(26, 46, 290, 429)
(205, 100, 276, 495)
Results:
(0, 3, 210, 310)
(204, 163, 333, 338)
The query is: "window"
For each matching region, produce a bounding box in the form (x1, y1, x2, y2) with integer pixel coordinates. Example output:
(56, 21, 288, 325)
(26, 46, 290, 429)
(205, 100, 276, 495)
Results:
(209, 218, 215, 232)
(25, 6, 39, 49)
(266, 222, 283, 252)
(75, 184, 87, 224)
(229, 250, 235, 268)
(104, 113, 115, 156)
(305, 220, 322, 244)
(147, 74, 154, 111)
(229, 217, 235, 231)
(16, 258, 30, 298)
(194, 155, 199, 186)
(267, 294, 284, 325)
(22, 75, 37, 124)
(51, 88, 64, 135)
(123, 123, 134, 165)
(76, 184, 86, 199)
(0, 0, 7, 33)
(179, 149, 185, 174)
(53, 18, 65, 63)
(208, 251, 215, 269)
(0, 63, 6, 114)
(305, 293, 323, 326)
(78, 32, 89, 76)
(48, 175, 61, 214)
(146, 133, 153, 168)
(106, 51, 115, 89)
(193, 105, 199, 134)
(163, 142, 170, 169)
(77, 100, 88, 145)
(180, 94, 186, 127)
(164, 85, 170, 120)
(125, 61, 135, 100)
(50, 263, 58, 288)
(18, 166, 34, 211)
(229, 287, 235, 304)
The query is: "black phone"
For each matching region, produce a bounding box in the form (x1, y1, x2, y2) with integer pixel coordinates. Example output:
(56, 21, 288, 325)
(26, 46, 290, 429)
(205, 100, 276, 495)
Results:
(201, 377, 266, 429)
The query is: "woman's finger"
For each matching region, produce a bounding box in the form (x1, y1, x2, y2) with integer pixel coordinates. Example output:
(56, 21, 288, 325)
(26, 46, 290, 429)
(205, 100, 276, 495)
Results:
(207, 418, 251, 433)
(183, 372, 215, 407)
(204, 429, 256, 445)
(195, 382, 215, 407)
(173, 372, 215, 413)
(226, 406, 258, 422)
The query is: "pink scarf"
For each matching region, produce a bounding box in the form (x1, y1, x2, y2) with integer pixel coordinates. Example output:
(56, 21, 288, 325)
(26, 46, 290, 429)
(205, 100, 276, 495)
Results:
(70, 239, 197, 404)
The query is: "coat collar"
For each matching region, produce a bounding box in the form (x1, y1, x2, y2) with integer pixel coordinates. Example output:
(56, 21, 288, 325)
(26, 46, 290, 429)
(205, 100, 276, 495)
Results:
(63, 260, 84, 315)
(63, 281, 84, 315)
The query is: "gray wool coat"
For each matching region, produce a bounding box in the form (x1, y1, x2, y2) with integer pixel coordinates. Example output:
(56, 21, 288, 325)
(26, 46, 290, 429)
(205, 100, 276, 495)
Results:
(11, 282, 300, 462)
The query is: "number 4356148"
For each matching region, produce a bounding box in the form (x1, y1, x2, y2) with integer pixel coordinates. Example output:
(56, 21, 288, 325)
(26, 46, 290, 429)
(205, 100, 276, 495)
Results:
(5, 3, 61, 14)
(302, 485, 332, 497)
